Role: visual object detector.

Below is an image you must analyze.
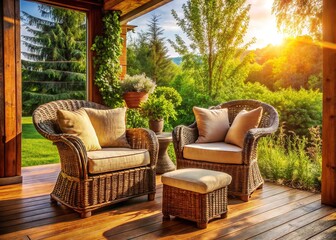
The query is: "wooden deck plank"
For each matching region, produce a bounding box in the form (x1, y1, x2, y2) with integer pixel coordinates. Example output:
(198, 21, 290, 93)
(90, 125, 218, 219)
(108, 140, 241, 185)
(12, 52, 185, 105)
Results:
(0, 164, 333, 240)
(248, 206, 336, 239)
(133, 192, 319, 240)
(309, 225, 336, 240)
(278, 212, 336, 240)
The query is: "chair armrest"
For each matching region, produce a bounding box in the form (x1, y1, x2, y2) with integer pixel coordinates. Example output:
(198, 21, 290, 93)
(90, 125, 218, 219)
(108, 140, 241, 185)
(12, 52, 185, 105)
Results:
(126, 128, 159, 167)
(51, 134, 89, 179)
(172, 125, 198, 160)
(242, 126, 278, 165)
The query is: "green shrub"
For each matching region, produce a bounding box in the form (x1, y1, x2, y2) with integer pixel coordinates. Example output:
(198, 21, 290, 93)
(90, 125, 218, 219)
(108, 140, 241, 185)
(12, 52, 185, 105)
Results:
(126, 109, 148, 128)
(258, 125, 322, 191)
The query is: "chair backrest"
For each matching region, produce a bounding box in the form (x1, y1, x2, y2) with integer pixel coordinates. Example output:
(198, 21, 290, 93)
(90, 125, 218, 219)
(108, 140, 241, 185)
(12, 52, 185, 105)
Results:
(32, 99, 108, 140)
(213, 99, 279, 129)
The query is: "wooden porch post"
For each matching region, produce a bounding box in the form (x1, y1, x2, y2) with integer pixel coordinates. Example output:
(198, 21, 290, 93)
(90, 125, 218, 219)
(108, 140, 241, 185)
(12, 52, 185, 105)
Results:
(322, 0, 336, 206)
(0, 0, 22, 185)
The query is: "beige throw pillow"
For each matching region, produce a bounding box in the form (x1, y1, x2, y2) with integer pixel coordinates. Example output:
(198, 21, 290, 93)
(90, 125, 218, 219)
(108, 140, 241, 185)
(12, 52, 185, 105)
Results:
(225, 107, 263, 148)
(84, 108, 130, 148)
(193, 106, 230, 143)
(57, 108, 101, 151)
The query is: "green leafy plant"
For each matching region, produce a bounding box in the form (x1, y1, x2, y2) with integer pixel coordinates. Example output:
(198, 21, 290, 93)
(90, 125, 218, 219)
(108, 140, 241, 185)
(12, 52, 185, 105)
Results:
(152, 86, 182, 108)
(140, 86, 182, 122)
(91, 11, 123, 108)
(140, 95, 176, 121)
(258, 124, 322, 192)
(121, 74, 156, 93)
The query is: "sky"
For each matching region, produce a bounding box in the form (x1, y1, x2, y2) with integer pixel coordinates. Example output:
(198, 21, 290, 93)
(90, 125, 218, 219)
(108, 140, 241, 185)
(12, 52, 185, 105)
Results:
(20, 0, 285, 58)
(129, 0, 285, 57)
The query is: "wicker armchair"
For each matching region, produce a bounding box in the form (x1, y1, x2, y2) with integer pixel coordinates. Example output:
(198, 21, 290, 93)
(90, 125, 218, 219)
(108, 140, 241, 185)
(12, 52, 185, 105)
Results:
(173, 100, 279, 201)
(33, 100, 158, 217)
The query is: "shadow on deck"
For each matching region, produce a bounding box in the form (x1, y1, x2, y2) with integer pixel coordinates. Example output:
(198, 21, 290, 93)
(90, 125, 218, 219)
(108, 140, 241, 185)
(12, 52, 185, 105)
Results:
(0, 164, 335, 239)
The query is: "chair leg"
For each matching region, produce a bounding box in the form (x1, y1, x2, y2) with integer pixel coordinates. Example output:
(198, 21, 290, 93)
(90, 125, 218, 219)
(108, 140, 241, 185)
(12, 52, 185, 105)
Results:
(197, 221, 208, 229)
(80, 211, 92, 218)
(220, 212, 227, 219)
(148, 193, 155, 201)
(162, 214, 170, 221)
(50, 196, 57, 205)
(240, 195, 250, 202)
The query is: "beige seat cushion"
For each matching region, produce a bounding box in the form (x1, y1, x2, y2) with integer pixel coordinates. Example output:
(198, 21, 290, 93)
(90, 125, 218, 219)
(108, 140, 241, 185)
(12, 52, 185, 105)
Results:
(57, 108, 101, 151)
(193, 106, 230, 143)
(183, 142, 243, 164)
(161, 168, 232, 194)
(84, 108, 130, 148)
(225, 107, 263, 148)
(87, 148, 150, 174)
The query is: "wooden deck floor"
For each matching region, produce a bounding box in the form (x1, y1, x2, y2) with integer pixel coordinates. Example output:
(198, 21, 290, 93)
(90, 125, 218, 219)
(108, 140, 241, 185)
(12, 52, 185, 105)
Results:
(0, 164, 335, 240)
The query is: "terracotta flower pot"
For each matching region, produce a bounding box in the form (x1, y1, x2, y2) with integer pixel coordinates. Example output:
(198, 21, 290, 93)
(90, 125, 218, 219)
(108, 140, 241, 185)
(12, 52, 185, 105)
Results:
(123, 92, 149, 108)
(149, 119, 164, 134)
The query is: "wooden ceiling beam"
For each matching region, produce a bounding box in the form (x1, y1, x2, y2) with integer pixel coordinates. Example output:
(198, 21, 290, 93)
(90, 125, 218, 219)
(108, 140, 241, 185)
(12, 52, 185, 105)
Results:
(28, 0, 103, 12)
(104, 0, 124, 10)
(119, 0, 172, 23)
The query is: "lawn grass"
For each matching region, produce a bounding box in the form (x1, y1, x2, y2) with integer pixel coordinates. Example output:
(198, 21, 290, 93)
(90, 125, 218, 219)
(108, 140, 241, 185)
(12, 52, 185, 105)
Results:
(22, 116, 59, 166)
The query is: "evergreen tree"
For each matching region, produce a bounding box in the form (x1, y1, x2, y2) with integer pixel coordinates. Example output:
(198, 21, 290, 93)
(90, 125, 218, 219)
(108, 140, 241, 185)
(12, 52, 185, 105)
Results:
(169, 0, 253, 99)
(21, 5, 86, 115)
(127, 15, 176, 86)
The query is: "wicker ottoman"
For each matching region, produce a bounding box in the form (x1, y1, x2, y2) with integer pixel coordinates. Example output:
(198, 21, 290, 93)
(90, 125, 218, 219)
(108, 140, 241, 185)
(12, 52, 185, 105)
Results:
(161, 168, 232, 229)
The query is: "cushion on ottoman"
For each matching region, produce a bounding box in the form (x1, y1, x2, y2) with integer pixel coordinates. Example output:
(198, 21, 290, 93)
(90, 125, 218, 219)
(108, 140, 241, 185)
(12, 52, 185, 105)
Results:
(161, 168, 232, 194)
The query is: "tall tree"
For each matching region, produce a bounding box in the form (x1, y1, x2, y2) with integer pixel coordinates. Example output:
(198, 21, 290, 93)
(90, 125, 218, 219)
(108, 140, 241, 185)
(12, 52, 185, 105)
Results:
(127, 15, 176, 86)
(169, 0, 253, 99)
(272, 0, 322, 39)
(21, 5, 86, 115)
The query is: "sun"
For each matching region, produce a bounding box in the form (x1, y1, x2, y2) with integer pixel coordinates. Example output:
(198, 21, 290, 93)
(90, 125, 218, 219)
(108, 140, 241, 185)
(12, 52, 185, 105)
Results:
(269, 32, 285, 46)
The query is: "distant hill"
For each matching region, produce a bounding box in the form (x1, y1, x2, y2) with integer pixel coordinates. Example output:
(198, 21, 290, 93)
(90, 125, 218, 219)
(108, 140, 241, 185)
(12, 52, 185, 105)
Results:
(171, 57, 182, 65)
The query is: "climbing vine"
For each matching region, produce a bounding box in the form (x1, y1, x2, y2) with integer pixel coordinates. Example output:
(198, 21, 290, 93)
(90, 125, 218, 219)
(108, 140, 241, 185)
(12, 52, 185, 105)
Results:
(91, 11, 123, 107)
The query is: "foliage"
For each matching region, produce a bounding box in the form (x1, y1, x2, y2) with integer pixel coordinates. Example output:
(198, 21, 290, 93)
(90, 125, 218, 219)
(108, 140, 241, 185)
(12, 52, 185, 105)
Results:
(272, 0, 322, 39)
(169, 71, 216, 126)
(91, 11, 123, 108)
(258, 125, 322, 192)
(140, 86, 182, 122)
(140, 96, 177, 121)
(272, 37, 322, 90)
(121, 74, 156, 93)
(263, 88, 322, 136)
(22, 117, 59, 166)
(127, 15, 177, 85)
(169, 0, 254, 99)
(247, 37, 322, 91)
(152, 86, 182, 108)
(126, 109, 148, 129)
(21, 5, 86, 115)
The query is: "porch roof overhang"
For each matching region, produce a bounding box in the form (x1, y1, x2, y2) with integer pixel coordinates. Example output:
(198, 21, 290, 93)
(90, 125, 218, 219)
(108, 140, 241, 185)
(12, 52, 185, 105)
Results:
(104, 0, 172, 24)
(30, 0, 172, 24)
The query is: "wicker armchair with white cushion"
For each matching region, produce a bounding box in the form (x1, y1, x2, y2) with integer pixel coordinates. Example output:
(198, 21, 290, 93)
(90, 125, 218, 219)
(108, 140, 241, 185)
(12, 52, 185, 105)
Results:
(33, 100, 158, 217)
(173, 99, 279, 201)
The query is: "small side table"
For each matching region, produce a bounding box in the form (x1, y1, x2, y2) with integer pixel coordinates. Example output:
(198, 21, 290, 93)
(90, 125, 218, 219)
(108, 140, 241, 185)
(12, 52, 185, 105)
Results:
(156, 132, 176, 174)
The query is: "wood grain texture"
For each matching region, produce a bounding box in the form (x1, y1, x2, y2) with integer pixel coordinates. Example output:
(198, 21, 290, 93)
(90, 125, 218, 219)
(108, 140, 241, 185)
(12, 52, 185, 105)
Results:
(87, 7, 104, 103)
(322, 0, 336, 206)
(15, 0, 21, 177)
(0, 164, 334, 240)
(0, 0, 21, 181)
(0, 0, 5, 178)
(104, 0, 172, 23)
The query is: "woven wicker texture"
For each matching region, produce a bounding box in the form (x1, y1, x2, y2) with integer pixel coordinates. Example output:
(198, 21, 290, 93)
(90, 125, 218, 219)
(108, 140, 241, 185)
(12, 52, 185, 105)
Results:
(33, 100, 159, 217)
(172, 99, 279, 201)
(162, 185, 228, 229)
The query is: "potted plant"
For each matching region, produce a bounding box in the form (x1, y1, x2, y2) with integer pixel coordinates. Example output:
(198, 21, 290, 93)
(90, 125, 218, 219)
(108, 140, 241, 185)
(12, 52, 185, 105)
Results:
(121, 74, 156, 108)
(140, 87, 182, 134)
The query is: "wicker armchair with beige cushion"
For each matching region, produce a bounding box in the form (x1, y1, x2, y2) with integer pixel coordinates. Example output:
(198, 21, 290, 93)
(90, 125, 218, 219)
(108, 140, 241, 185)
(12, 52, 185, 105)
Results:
(33, 100, 158, 217)
(173, 100, 279, 201)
